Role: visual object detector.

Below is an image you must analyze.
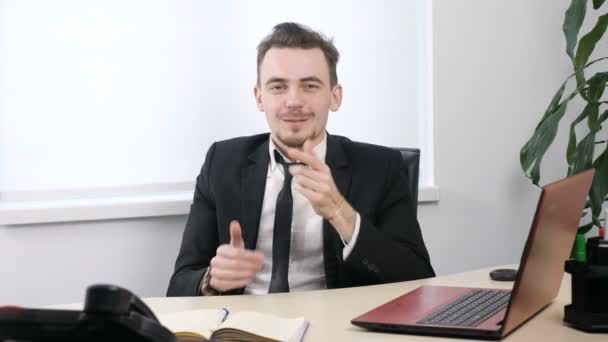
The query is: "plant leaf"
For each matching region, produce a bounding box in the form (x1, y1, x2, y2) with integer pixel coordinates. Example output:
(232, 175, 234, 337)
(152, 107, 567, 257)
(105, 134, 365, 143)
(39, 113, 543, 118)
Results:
(567, 103, 597, 164)
(568, 105, 607, 176)
(600, 107, 608, 122)
(585, 71, 608, 100)
(589, 103, 600, 130)
(578, 222, 595, 235)
(574, 13, 608, 93)
(564, 0, 587, 62)
(539, 82, 568, 126)
(521, 83, 567, 175)
(590, 145, 608, 223)
(568, 130, 597, 176)
(593, 0, 607, 10)
(521, 101, 569, 185)
(575, 13, 608, 71)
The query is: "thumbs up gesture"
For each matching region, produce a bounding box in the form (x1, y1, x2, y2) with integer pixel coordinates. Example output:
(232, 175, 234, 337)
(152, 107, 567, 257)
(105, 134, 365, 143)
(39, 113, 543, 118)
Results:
(209, 220, 264, 292)
(229, 220, 245, 249)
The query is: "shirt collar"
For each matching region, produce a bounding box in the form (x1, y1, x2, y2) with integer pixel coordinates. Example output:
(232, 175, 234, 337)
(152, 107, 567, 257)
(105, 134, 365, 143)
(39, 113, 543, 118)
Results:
(268, 133, 327, 172)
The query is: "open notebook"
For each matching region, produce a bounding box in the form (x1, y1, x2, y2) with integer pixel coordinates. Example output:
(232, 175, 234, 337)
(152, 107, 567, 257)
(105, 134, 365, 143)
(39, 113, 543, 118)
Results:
(158, 308, 309, 342)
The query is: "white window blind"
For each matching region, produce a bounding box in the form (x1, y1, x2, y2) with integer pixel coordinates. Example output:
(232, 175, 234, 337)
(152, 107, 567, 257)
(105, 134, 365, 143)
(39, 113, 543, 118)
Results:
(0, 0, 435, 224)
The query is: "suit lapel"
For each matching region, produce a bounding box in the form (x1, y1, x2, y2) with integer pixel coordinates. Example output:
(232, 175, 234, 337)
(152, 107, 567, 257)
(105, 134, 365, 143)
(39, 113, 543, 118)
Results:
(326, 134, 352, 201)
(241, 139, 269, 250)
(323, 133, 352, 288)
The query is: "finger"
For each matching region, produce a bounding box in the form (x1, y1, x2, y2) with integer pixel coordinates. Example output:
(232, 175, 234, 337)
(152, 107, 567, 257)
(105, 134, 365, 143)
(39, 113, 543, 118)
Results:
(213, 249, 264, 269)
(250, 251, 265, 265)
(229, 220, 244, 249)
(210, 278, 253, 292)
(210, 257, 263, 276)
(288, 148, 323, 169)
(295, 174, 331, 194)
(290, 166, 330, 183)
(210, 267, 258, 282)
(294, 183, 323, 203)
(303, 139, 315, 155)
(287, 148, 325, 170)
(216, 245, 264, 263)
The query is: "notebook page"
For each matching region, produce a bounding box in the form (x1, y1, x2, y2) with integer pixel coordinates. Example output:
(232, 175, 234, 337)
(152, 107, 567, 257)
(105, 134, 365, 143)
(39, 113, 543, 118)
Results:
(158, 308, 228, 338)
(218, 311, 308, 342)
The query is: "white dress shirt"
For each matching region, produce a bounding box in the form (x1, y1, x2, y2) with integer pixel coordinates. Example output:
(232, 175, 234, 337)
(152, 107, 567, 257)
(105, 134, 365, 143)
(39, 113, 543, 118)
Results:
(244, 134, 361, 294)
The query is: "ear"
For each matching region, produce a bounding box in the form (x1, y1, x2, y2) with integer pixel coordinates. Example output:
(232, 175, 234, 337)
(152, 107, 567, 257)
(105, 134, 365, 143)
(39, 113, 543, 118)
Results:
(253, 85, 264, 112)
(329, 84, 343, 112)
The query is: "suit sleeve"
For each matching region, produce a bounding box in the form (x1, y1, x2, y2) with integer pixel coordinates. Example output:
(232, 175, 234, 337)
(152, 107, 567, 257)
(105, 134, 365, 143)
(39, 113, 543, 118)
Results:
(166, 143, 219, 296)
(343, 151, 435, 283)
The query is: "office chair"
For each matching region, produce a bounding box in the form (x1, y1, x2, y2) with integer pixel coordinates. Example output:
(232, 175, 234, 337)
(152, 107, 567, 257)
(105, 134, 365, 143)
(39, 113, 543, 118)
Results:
(394, 147, 420, 217)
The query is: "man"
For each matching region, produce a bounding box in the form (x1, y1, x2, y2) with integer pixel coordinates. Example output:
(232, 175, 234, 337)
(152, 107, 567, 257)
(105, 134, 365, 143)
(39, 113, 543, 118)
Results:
(167, 22, 434, 296)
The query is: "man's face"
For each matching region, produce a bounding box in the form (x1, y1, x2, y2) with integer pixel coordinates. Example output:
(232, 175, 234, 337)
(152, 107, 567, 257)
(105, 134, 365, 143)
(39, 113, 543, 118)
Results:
(254, 48, 342, 150)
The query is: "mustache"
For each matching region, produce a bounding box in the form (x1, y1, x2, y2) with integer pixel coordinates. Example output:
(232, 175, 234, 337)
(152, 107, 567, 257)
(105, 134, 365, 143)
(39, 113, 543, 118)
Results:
(280, 112, 312, 120)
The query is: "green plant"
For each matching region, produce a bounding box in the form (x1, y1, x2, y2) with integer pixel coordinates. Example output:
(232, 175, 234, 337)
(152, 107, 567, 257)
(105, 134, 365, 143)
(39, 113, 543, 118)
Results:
(521, 0, 608, 234)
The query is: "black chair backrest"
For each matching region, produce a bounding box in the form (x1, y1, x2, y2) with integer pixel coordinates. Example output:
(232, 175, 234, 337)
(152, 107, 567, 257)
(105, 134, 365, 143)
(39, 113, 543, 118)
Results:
(395, 147, 420, 217)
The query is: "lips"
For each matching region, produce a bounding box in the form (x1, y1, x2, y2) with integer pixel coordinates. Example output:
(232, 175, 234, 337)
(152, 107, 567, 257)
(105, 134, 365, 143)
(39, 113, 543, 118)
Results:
(281, 114, 311, 122)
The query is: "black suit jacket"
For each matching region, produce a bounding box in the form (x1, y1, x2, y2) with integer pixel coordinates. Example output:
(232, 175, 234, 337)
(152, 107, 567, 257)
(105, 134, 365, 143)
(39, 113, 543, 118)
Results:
(167, 133, 434, 296)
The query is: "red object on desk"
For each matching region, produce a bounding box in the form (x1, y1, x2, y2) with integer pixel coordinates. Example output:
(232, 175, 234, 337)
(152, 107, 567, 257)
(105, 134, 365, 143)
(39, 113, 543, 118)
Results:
(0, 306, 21, 314)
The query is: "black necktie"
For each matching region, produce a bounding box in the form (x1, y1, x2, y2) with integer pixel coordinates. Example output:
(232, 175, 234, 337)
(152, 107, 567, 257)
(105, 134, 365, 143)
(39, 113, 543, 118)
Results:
(268, 150, 296, 293)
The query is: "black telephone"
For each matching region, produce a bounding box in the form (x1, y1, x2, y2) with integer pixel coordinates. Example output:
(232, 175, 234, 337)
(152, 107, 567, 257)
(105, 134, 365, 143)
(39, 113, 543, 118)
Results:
(0, 284, 177, 342)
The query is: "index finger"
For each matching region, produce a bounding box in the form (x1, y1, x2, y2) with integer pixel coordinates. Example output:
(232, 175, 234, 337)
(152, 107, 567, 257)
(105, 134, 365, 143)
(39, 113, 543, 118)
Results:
(302, 139, 315, 155)
(287, 146, 324, 171)
(217, 244, 263, 260)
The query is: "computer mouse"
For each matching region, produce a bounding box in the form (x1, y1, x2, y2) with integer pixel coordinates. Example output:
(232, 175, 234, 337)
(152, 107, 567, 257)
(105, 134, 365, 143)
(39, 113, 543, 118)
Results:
(489, 268, 517, 281)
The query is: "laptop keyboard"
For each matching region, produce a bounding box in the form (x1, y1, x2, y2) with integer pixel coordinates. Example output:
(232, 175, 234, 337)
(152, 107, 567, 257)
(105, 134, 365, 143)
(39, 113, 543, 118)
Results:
(417, 289, 511, 327)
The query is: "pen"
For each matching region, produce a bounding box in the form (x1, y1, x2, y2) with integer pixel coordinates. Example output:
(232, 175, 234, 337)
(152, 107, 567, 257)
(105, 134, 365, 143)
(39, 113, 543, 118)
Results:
(574, 233, 587, 263)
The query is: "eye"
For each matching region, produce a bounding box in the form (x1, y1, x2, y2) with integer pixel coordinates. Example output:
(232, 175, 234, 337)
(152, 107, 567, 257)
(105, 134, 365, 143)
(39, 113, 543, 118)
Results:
(270, 84, 286, 91)
(304, 84, 319, 90)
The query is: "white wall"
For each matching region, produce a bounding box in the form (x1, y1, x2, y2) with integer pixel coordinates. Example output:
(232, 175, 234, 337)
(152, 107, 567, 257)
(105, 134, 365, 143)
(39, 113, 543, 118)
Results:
(0, 0, 574, 306)
(0, 0, 433, 193)
(421, 0, 573, 275)
(0, 216, 184, 306)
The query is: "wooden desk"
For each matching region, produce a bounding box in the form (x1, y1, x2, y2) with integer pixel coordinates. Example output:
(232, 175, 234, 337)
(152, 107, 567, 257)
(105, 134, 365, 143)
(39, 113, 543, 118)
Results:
(53, 266, 602, 341)
(133, 265, 600, 341)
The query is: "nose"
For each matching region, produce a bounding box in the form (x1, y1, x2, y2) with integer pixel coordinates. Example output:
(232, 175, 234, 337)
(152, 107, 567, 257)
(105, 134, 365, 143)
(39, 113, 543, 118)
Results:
(285, 88, 303, 111)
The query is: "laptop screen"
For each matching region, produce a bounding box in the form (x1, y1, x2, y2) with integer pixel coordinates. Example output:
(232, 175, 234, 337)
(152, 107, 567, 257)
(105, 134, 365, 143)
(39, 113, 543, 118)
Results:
(501, 169, 594, 335)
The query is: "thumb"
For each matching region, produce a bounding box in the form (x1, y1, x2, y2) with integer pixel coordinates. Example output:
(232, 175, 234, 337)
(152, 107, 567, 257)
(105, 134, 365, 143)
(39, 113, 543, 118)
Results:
(229, 220, 244, 249)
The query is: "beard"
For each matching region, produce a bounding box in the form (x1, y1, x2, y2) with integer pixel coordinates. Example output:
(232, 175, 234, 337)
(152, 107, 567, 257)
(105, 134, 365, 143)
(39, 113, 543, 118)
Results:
(276, 130, 308, 149)
(269, 111, 326, 150)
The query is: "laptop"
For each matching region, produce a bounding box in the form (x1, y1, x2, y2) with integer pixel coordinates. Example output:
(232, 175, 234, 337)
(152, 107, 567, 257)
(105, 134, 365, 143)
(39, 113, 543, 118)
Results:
(351, 169, 595, 340)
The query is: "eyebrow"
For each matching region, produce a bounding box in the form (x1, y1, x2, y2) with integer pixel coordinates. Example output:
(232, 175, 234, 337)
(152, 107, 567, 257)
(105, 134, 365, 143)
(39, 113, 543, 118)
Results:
(265, 77, 288, 86)
(299, 76, 324, 84)
(264, 76, 325, 87)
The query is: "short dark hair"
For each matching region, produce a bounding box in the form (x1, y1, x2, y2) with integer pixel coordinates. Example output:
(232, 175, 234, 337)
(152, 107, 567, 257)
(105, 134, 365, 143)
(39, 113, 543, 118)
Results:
(256, 22, 340, 87)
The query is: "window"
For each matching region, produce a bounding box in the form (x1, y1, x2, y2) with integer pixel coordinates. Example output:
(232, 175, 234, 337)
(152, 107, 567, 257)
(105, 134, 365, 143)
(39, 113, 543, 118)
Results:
(0, 0, 435, 224)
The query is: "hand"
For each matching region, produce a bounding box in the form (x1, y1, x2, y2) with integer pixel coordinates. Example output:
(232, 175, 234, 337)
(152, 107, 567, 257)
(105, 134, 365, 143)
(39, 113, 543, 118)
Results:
(287, 140, 357, 241)
(209, 220, 264, 292)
